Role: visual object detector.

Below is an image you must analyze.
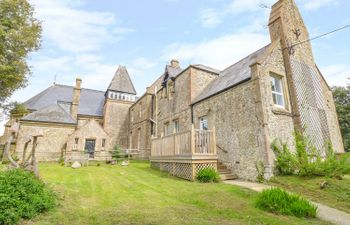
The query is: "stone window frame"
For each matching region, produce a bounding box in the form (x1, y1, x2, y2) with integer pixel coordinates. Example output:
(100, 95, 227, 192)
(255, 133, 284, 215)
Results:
(73, 138, 79, 151)
(269, 72, 290, 112)
(199, 116, 209, 130)
(164, 121, 171, 136)
(173, 119, 180, 133)
(101, 138, 106, 151)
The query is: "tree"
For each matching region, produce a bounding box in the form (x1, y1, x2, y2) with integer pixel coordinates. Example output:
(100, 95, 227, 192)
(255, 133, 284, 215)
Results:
(0, 0, 41, 105)
(332, 81, 350, 152)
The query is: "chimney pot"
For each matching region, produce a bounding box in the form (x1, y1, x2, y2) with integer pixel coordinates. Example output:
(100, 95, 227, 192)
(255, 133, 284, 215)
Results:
(170, 59, 179, 68)
(75, 78, 82, 89)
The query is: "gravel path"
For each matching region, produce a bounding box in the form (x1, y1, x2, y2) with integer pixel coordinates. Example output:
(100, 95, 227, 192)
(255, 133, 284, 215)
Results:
(224, 180, 350, 225)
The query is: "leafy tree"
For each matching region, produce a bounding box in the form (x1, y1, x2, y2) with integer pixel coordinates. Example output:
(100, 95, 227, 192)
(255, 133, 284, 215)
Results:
(332, 82, 350, 152)
(0, 0, 42, 105)
(9, 102, 28, 117)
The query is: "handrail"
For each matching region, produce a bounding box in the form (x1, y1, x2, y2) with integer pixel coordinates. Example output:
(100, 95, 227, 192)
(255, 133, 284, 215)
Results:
(151, 126, 217, 157)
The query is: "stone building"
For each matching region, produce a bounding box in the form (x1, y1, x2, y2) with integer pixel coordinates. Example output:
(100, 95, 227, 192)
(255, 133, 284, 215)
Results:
(3, 66, 137, 161)
(1, 0, 345, 180)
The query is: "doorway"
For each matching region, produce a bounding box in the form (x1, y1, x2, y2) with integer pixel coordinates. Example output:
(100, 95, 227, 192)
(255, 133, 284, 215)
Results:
(85, 139, 96, 159)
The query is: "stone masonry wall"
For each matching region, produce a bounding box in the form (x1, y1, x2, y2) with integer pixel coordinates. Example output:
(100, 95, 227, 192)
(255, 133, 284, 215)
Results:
(103, 99, 132, 149)
(15, 122, 75, 161)
(193, 81, 265, 181)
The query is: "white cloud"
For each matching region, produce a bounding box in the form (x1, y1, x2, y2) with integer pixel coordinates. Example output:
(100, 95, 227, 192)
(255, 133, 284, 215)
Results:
(30, 0, 134, 53)
(320, 64, 350, 87)
(162, 32, 270, 69)
(228, 0, 275, 13)
(198, 8, 222, 28)
(302, 0, 337, 11)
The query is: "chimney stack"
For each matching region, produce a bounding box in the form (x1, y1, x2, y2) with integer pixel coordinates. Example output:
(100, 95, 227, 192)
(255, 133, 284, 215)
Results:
(71, 78, 82, 120)
(170, 59, 179, 68)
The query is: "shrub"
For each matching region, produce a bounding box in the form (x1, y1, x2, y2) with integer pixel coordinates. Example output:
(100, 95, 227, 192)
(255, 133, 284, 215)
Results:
(0, 169, 56, 225)
(110, 145, 122, 160)
(272, 132, 350, 178)
(196, 168, 220, 183)
(256, 188, 317, 218)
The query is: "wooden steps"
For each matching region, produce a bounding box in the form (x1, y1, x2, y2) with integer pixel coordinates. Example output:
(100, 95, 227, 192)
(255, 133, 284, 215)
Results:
(217, 162, 237, 181)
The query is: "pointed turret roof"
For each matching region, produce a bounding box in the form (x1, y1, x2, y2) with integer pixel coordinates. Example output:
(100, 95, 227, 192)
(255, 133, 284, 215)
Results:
(107, 66, 137, 95)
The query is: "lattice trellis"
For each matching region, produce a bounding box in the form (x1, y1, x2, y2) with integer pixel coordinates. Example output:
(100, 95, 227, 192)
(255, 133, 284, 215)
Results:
(151, 161, 217, 181)
(194, 163, 217, 174)
(291, 59, 330, 152)
(173, 163, 193, 180)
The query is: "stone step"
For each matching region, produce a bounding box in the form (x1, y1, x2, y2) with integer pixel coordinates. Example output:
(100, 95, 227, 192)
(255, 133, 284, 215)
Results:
(220, 174, 237, 180)
(218, 170, 232, 175)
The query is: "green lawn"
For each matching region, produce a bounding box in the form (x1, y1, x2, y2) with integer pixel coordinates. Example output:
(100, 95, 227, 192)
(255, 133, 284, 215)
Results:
(21, 161, 328, 225)
(269, 175, 350, 214)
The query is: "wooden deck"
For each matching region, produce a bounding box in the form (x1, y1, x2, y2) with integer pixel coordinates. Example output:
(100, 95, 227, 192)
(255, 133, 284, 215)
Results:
(150, 125, 218, 180)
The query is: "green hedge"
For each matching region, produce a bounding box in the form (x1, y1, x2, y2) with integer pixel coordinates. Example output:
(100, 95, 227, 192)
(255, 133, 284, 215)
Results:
(256, 188, 317, 218)
(0, 169, 57, 225)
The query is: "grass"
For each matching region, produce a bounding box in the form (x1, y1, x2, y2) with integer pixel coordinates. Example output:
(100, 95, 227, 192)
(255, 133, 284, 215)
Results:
(19, 161, 329, 225)
(256, 188, 317, 218)
(269, 175, 350, 214)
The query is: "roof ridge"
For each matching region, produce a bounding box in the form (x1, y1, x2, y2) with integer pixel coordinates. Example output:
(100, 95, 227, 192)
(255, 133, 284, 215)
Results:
(220, 44, 271, 76)
(54, 83, 104, 93)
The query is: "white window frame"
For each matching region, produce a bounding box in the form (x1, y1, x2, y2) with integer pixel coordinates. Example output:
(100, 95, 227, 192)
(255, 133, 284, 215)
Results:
(164, 122, 171, 136)
(270, 75, 285, 108)
(73, 138, 79, 150)
(199, 116, 208, 130)
(173, 119, 179, 133)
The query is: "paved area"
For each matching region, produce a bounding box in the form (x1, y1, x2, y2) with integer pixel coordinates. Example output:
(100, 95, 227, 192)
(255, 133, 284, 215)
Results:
(224, 180, 350, 225)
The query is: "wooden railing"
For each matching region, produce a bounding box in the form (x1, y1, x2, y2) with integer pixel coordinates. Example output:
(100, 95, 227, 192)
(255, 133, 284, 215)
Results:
(151, 125, 216, 157)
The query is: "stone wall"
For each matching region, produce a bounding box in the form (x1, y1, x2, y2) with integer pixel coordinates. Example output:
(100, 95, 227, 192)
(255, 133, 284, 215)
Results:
(103, 99, 132, 149)
(190, 68, 218, 103)
(193, 81, 265, 180)
(156, 69, 192, 136)
(66, 119, 111, 160)
(15, 122, 75, 161)
(129, 93, 153, 159)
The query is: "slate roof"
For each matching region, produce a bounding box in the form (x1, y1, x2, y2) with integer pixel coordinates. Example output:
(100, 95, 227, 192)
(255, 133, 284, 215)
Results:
(24, 84, 105, 117)
(107, 66, 137, 95)
(191, 64, 220, 74)
(193, 44, 270, 104)
(22, 104, 76, 124)
(162, 65, 183, 86)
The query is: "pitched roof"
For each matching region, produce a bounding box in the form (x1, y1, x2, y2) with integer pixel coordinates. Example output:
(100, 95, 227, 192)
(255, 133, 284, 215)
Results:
(193, 44, 270, 104)
(22, 104, 76, 124)
(191, 64, 220, 74)
(162, 65, 183, 86)
(24, 84, 105, 117)
(107, 66, 136, 94)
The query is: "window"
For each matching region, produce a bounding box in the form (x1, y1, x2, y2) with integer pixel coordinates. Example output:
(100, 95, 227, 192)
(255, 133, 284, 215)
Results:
(173, 120, 179, 133)
(131, 109, 134, 122)
(139, 102, 142, 118)
(199, 116, 208, 130)
(164, 122, 171, 136)
(73, 138, 79, 150)
(270, 75, 285, 107)
(101, 139, 106, 150)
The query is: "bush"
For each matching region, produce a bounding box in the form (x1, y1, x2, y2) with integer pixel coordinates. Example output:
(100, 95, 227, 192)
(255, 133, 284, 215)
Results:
(272, 132, 350, 178)
(110, 145, 122, 160)
(256, 188, 317, 218)
(0, 169, 56, 225)
(196, 168, 220, 183)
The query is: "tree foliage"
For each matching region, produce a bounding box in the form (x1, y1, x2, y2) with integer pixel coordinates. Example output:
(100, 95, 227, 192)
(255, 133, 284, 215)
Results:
(0, 0, 41, 105)
(332, 82, 350, 151)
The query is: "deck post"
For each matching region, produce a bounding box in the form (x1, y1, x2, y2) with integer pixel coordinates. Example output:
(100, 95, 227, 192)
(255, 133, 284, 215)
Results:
(191, 124, 195, 155)
(212, 126, 217, 155)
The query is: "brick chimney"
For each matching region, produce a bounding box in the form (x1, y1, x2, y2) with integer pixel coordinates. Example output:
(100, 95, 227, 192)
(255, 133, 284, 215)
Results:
(71, 78, 82, 120)
(170, 59, 179, 68)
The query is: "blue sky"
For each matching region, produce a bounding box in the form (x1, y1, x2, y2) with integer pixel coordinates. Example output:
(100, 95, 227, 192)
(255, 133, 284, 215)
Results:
(12, 0, 350, 102)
